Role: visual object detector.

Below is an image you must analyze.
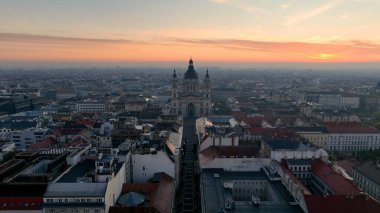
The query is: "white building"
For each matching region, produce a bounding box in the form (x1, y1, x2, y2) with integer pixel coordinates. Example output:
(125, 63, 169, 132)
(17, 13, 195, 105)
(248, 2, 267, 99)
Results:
(341, 96, 360, 109)
(318, 94, 359, 109)
(319, 94, 341, 108)
(0, 128, 12, 141)
(261, 139, 329, 162)
(43, 159, 126, 213)
(76, 102, 106, 113)
(11, 128, 48, 150)
(326, 124, 380, 153)
(352, 162, 380, 201)
(132, 128, 182, 185)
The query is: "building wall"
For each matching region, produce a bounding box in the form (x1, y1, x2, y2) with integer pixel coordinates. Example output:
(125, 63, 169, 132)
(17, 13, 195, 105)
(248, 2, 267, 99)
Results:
(270, 150, 328, 162)
(328, 133, 380, 153)
(105, 163, 126, 213)
(11, 129, 47, 150)
(0, 128, 12, 141)
(297, 132, 328, 150)
(43, 198, 105, 213)
(132, 151, 174, 183)
(200, 158, 270, 171)
(231, 180, 268, 201)
(76, 103, 105, 113)
(352, 169, 380, 201)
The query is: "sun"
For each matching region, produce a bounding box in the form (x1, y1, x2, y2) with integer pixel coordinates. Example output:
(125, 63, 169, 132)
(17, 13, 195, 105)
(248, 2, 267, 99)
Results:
(309, 53, 336, 60)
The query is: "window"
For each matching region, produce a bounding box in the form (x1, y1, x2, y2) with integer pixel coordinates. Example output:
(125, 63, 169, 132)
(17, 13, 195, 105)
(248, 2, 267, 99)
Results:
(72, 209, 78, 213)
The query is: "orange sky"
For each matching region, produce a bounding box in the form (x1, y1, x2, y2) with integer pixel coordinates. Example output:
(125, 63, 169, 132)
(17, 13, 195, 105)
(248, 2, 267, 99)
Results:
(1, 33, 379, 63)
(1, 0, 380, 64)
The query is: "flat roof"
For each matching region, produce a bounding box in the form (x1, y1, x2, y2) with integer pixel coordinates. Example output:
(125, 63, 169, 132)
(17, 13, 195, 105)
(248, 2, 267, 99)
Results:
(44, 183, 107, 197)
(56, 160, 95, 183)
(201, 169, 302, 213)
(264, 139, 317, 151)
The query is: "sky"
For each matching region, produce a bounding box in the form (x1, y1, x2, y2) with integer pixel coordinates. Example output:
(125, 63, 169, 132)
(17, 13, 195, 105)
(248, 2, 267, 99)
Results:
(1, 0, 380, 65)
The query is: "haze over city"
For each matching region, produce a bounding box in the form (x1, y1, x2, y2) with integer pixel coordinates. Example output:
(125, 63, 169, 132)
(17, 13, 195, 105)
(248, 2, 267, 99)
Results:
(1, 1, 380, 213)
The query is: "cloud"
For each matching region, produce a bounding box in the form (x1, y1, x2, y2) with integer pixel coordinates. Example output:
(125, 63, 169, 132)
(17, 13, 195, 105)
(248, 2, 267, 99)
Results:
(168, 37, 380, 54)
(340, 14, 350, 19)
(1, 32, 380, 62)
(208, 0, 274, 18)
(285, 0, 341, 25)
(0, 32, 142, 46)
(281, 0, 297, 10)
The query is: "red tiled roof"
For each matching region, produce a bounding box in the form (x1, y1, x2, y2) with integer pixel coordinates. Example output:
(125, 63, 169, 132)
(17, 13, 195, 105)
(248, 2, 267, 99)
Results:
(0, 197, 43, 210)
(29, 137, 58, 150)
(242, 117, 265, 127)
(324, 122, 379, 133)
(247, 127, 265, 135)
(199, 145, 260, 166)
(311, 160, 361, 195)
(122, 183, 158, 195)
(304, 194, 380, 213)
(75, 118, 96, 126)
(230, 111, 247, 122)
(63, 139, 87, 148)
(115, 173, 174, 213)
(152, 173, 174, 213)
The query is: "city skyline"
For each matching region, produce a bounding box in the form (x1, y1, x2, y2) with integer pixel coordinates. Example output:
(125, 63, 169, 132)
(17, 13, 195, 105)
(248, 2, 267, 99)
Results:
(1, 0, 380, 64)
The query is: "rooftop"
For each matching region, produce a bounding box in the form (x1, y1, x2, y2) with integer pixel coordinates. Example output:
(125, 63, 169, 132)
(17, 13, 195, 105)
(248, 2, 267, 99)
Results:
(325, 123, 380, 134)
(44, 183, 107, 197)
(311, 160, 361, 195)
(304, 194, 380, 213)
(264, 139, 317, 151)
(56, 160, 95, 183)
(353, 161, 380, 185)
(201, 169, 303, 213)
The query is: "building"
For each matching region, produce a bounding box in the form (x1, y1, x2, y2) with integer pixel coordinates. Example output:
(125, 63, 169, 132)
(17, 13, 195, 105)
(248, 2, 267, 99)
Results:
(294, 127, 329, 150)
(200, 167, 303, 212)
(261, 139, 329, 162)
(170, 59, 211, 117)
(11, 128, 48, 150)
(0, 183, 48, 213)
(109, 172, 174, 213)
(76, 102, 106, 113)
(325, 123, 380, 154)
(43, 183, 107, 213)
(43, 154, 126, 213)
(318, 94, 359, 109)
(132, 128, 182, 185)
(352, 161, 380, 201)
(197, 116, 243, 152)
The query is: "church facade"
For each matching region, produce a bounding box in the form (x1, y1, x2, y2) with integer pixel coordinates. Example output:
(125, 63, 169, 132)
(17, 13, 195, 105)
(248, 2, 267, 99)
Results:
(170, 59, 211, 117)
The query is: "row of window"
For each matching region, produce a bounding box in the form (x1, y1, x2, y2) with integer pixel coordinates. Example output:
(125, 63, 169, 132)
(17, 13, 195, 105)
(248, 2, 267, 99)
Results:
(329, 136, 379, 140)
(290, 166, 311, 172)
(45, 198, 103, 203)
(331, 146, 379, 151)
(48, 208, 100, 213)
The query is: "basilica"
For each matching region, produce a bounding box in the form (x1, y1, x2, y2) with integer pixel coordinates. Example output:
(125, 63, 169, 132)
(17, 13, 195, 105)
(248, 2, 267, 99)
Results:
(170, 59, 211, 117)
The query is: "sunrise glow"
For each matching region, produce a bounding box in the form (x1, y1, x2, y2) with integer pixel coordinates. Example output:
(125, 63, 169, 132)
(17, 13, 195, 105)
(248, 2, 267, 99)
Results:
(0, 0, 380, 63)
